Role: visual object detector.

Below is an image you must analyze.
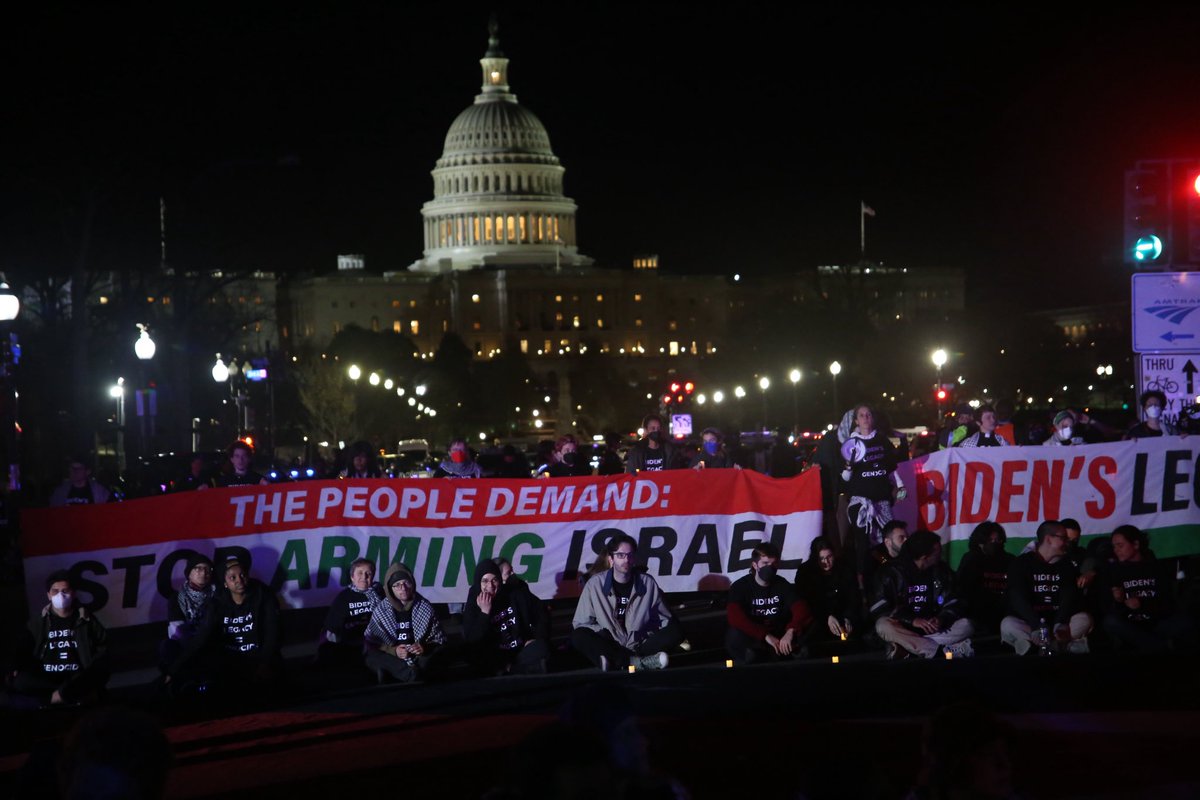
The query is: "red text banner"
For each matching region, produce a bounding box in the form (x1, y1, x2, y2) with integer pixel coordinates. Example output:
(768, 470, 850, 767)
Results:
(22, 469, 823, 628)
(894, 436, 1200, 561)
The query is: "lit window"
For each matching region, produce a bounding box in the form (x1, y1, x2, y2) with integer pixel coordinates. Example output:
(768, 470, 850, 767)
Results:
(162, 296, 171, 305)
(490, 70, 501, 84)
(520, 339, 529, 353)
(507, 215, 516, 241)
(668, 320, 678, 331)
(544, 339, 552, 352)
(146, 296, 155, 303)
(635, 319, 643, 328)
(597, 318, 604, 329)
(393, 321, 401, 333)
(595, 294, 604, 302)
(409, 299, 417, 308)
(555, 294, 563, 303)
(669, 341, 680, 356)
(410, 320, 420, 336)
(555, 312, 564, 323)
(471, 293, 480, 303)
(634, 293, 642, 302)
(99, 296, 109, 305)
(472, 319, 482, 331)
(572, 315, 581, 329)
(392, 300, 401, 308)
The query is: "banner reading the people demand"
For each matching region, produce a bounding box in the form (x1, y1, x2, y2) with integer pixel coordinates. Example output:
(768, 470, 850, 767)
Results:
(21, 469, 822, 628)
(893, 436, 1200, 562)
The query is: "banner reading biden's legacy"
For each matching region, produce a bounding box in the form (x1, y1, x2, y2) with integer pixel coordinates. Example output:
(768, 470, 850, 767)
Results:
(893, 436, 1200, 562)
(21, 469, 823, 628)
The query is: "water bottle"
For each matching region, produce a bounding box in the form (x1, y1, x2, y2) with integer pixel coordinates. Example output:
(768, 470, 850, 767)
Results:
(933, 577, 945, 607)
(1037, 617, 1051, 656)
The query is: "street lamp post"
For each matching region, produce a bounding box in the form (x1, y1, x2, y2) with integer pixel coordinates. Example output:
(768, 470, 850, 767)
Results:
(110, 379, 126, 474)
(0, 276, 21, 492)
(758, 376, 770, 430)
(789, 368, 801, 435)
(829, 361, 842, 421)
(932, 348, 948, 423)
(134, 324, 156, 456)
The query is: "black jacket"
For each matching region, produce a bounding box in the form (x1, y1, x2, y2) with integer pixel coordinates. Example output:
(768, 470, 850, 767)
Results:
(169, 578, 281, 675)
(956, 548, 1014, 627)
(624, 440, 679, 473)
(25, 607, 108, 695)
(462, 562, 548, 648)
(869, 557, 962, 629)
(795, 561, 861, 629)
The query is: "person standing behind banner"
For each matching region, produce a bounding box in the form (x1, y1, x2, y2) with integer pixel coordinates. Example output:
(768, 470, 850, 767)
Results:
(1125, 390, 1177, 440)
(546, 435, 592, 478)
(689, 427, 739, 470)
(957, 406, 1011, 447)
(434, 439, 483, 479)
(625, 413, 680, 473)
(840, 404, 905, 586)
(211, 441, 269, 488)
(49, 455, 112, 507)
(339, 441, 382, 478)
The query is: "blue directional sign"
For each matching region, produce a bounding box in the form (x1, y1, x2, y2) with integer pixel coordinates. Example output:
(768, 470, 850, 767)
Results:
(1132, 272, 1200, 352)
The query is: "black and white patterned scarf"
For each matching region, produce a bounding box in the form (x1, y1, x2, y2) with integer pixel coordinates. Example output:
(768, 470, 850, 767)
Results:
(177, 583, 215, 624)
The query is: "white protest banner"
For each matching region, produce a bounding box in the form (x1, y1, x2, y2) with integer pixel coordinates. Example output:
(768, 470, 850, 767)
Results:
(22, 469, 823, 628)
(894, 436, 1200, 563)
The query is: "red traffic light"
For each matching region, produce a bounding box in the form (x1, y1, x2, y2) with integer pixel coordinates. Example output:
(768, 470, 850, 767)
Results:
(936, 389, 947, 401)
(669, 382, 681, 393)
(684, 381, 695, 393)
(662, 395, 672, 405)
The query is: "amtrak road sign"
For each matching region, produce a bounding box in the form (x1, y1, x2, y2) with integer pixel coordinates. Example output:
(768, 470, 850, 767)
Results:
(1132, 272, 1200, 353)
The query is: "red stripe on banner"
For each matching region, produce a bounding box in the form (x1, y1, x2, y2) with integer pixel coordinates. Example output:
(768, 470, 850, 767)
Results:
(21, 468, 822, 557)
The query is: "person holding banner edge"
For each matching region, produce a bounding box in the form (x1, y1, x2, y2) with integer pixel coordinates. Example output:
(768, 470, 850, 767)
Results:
(572, 534, 683, 671)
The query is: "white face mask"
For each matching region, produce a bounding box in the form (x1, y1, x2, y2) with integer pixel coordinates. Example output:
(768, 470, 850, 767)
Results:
(1146, 405, 1162, 420)
(51, 592, 72, 610)
(1059, 426, 1074, 441)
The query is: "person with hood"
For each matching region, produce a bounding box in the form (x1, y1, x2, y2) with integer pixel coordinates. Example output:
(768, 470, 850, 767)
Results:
(870, 530, 973, 659)
(625, 413, 679, 473)
(956, 521, 1014, 634)
(160, 554, 216, 670)
(363, 563, 448, 683)
(9, 570, 109, 706)
(840, 404, 905, 584)
(462, 559, 550, 675)
(434, 438, 483, 479)
(571, 534, 682, 671)
(545, 434, 592, 478)
(339, 441, 382, 478)
(318, 557, 383, 666)
(689, 427, 739, 470)
(794, 537, 861, 650)
(165, 557, 281, 691)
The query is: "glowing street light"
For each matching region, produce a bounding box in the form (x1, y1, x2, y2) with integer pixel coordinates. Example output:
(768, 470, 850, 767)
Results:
(789, 369, 801, 433)
(347, 364, 361, 381)
(734, 386, 746, 399)
(415, 384, 427, 396)
(134, 324, 156, 360)
(713, 390, 725, 404)
(829, 361, 842, 420)
(368, 372, 380, 386)
(931, 349, 948, 421)
(211, 355, 230, 383)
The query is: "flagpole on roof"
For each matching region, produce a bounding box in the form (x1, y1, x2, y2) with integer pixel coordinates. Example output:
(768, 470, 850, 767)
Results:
(860, 201, 875, 255)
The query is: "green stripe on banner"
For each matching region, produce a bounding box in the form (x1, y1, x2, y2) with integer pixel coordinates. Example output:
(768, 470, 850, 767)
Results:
(947, 527, 1200, 568)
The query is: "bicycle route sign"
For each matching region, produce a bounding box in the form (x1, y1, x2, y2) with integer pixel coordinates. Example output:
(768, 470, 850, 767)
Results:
(1132, 272, 1200, 352)
(1138, 353, 1200, 426)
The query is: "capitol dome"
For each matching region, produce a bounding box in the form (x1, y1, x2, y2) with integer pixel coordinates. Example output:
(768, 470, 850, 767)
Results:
(409, 21, 591, 272)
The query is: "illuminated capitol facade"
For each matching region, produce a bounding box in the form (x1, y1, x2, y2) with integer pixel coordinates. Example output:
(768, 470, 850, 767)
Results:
(278, 23, 963, 365)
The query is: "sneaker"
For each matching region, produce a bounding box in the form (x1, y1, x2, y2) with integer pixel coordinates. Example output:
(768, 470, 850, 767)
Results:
(599, 655, 609, 672)
(885, 642, 910, 661)
(1066, 637, 1090, 655)
(945, 638, 975, 659)
(636, 651, 668, 671)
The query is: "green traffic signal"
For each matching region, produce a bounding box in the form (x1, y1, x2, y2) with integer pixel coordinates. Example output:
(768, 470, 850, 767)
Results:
(1134, 234, 1163, 262)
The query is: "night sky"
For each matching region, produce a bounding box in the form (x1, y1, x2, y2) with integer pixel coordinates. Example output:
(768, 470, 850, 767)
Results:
(5, 5, 1200, 305)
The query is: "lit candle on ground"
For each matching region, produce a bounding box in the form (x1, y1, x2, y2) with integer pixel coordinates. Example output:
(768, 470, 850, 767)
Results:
(831, 656, 840, 664)
(725, 659, 733, 668)
(627, 665, 636, 674)
(840, 632, 847, 641)
(944, 651, 954, 660)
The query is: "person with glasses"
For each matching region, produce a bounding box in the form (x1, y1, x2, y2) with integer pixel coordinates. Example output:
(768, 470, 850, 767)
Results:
(571, 534, 682, 671)
(1002, 520, 1093, 655)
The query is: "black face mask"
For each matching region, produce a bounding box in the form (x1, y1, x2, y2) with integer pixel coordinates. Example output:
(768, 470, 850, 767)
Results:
(757, 565, 778, 582)
(647, 431, 664, 444)
(982, 541, 1003, 558)
(562, 451, 579, 467)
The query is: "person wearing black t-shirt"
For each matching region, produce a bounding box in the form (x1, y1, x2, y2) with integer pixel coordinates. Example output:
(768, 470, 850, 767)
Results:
(1002, 521, 1093, 655)
(318, 557, 383, 666)
(957, 407, 1012, 448)
(864, 520, 908, 598)
(1103, 525, 1195, 652)
(48, 457, 112, 506)
(840, 404, 904, 583)
(1125, 390, 1177, 440)
(726, 542, 811, 663)
(10, 570, 109, 706)
(625, 414, 679, 473)
(957, 521, 1014, 634)
(463, 559, 549, 675)
(166, 558, 281, 692)
(212, 441, 269, 488)
(870, 531, 973, 659)
(545, 435, 593, 478)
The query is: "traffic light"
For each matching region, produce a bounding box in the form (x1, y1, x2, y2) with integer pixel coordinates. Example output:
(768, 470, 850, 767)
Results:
(1125, 166, 1167, 266)
(1188, 169, 1200, 263)
(935, 388, 948, 402)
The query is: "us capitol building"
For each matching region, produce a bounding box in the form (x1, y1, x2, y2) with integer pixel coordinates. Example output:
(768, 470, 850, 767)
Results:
(276, 23, 963, 367)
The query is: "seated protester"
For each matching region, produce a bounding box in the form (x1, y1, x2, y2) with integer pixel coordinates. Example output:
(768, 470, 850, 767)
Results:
(495, 557, 528, 590)
(957, 406, 1011, 447)
(1019, 517, 1096, 589)
(166, 557, 282, 691)
(1125, 390, 1177, 439)
(956, 521, 1014, 633)
(363, 563, 448, 683)
(545, 435, 592, 478)
(794, 537, 861, 649)
(1103, 525, 1196, 652)
(725, 542, 811, 664)
(339, 441, 382, 479)
(864, 520, 908, 598)
(8, 570, 109, 706)
(1002, 520, 1093, 655)
(161, 554, 216, 670)
(463, 560, 550, 675)
(318, 558, 383, 666)
(870, 530, 973, 659)
(213, 440, 270, 488)
(690, 427, 739, 470)
(572, 534, 683, 671)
